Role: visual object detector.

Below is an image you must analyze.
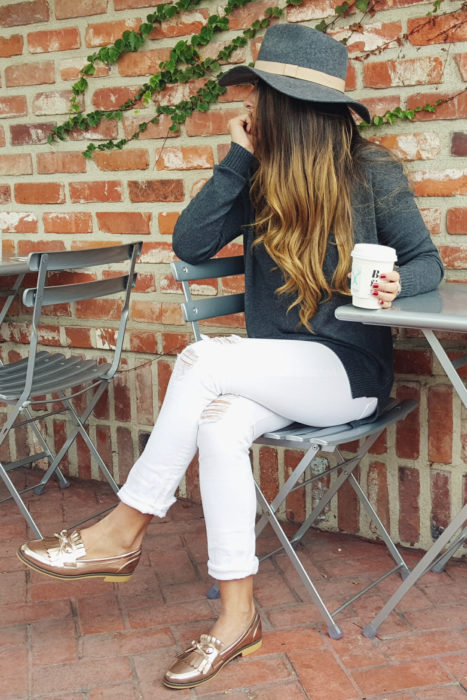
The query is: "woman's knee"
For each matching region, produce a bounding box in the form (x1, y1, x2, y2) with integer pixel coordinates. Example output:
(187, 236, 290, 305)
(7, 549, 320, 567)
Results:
(197, 395, 254, 453)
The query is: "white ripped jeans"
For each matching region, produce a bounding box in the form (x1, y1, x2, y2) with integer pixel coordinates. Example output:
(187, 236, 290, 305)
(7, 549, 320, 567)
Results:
(118, 336, 377, 580)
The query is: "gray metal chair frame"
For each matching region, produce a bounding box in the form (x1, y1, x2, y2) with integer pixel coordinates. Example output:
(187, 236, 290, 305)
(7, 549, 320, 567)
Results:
(0, 242, 142, 539)
(171, 255, 417, 639)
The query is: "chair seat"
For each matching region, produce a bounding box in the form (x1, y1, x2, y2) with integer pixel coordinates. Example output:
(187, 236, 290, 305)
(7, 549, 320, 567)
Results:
(0, 352, 111, 401)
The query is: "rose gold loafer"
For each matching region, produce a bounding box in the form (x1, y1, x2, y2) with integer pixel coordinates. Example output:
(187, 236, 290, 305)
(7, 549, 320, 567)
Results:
(17, 530, 141, 582)
(163, 610, 262, 689)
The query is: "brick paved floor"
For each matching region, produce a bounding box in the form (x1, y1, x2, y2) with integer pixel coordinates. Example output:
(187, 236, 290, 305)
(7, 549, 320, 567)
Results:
(1, 471, 466, 699)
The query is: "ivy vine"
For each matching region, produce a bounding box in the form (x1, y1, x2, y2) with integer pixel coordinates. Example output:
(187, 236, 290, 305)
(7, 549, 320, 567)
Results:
(47, 0, 463, 157)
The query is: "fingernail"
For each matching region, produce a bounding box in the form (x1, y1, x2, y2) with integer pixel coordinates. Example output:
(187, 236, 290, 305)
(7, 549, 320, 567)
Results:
(372, 292, 379, 296)
(372, 284, 379, 289)
(379, 274, 387, 279)
(379, 300, 384, 305)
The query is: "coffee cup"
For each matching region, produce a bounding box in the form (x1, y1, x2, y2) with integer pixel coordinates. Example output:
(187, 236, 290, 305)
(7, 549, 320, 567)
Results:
(350, 243, 397, 309)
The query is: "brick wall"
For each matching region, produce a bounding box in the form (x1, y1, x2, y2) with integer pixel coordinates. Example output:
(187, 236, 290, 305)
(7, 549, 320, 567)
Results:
(0, 0, 465, 553)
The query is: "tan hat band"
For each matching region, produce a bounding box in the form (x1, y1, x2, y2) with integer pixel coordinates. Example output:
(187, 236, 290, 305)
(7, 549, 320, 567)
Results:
(254, 60, 346, 93)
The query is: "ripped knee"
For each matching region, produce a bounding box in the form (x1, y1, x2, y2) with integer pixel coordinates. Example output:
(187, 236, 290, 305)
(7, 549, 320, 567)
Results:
(200, 395, 235, 424)
(176, 336, 240, 376)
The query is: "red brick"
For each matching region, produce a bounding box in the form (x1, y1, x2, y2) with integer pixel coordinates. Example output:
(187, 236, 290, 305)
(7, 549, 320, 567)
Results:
(28, 27, 80, 53)
(94, 149, 149, 171)
(64, 326, 92, 349)
(68, 119, 118, 142)
(130, 330, 158, 354)
(410, 170, 467, 197)
(160, 332, 189, 355)
(43, 212, 93, 234)
(160, 302, 183, 325)
(136, 363, 154, 425)
(6, 61, 55, 87)
(199, 40, 245, 65)
(60, 57, 110, 81)
(447, 208, 467, 234)
(394, 348, 432, 375)
(338, 465, 360, 533)
(186, 108, 245, 137)
(10, 122, 55, 146)
(92, 86, 143, 111)
(367, 461, 390, 533)
(407, 91, 467, 121)
(116, 425, 134, 481)
(334, 21, 402, 53)
(345, 62, 356, 91)
(452, 132, 467, 157)
(0, 34, 23, 57)
(396, 384, 420, 459)
(158, 78, 206, 107)
(259, 446, 279, 503)
(353, 660, 451, 696)
(191, 177, 209, 198)
(138, 241, 175, 263)
(0, 127, 5, 147)
(284, 449, 306, 523)
(287, 0, 349, 22)
(158, 211, 179, 235)
(364, 57, 444, 88)
(33, 90, 79, 115)
(37, 151, 86, 174)
(369, 132, 440, 161)
(128, 179, 184, 202)
(0, 185, 11, 203)
(431, 470, 451, 533)
(114, 0, 167, 6)
(85, 18, 141, 47)
(75, 298, 123, 321)
(55, 0, 108, 19)
(398, 466, 420, 544)
(287, 649, 356, 699)
(438, 245, 467, 269)
(18, 239, 66, 255)
(454, 52, 467, 81)
(0, 0, 49, 27)
(0, 647, 28, 696)
(117, 48, 171, 77)
(0, 212, 37, 233)
(150, 9, 208, 38)
(0, 153, 32, 176)
(122, 114, 177, 140)
(428, 385, 452, 463)
(15, 182, 65, 205)
(420, 207, 442, 234)
(0, 95, 27, 117)
(359, 95, 401, 119)
(157, 359, 172, 407)
(32, 658, 132, 697)
(156, 146, 214, 170)
(69, 180, 122, 203)
(96, 211, 152, 234)
(408, 11, 467, 45)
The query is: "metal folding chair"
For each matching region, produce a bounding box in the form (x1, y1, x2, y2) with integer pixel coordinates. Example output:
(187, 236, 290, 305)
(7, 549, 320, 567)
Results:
(0, 242, 142, 538)
(171, 255, 417, 639)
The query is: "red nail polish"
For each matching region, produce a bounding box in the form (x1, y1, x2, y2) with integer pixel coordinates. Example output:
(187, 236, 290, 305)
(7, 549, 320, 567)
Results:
(372, 284, 379, 289)
(379, 300, 384, 305)
(372, 292, 379, 296)
(379, 274, 386, 279)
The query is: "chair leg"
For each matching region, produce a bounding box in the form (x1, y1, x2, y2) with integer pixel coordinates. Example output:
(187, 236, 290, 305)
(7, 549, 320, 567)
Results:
(0, 462, 42, 538)
(363, 504, 467, 638)
(20, 406, 70, 491)
(431, 527, 466, 573)
(255, 482, 343, 639)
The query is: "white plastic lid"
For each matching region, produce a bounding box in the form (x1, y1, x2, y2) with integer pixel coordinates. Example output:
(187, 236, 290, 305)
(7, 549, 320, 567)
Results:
(351, 243, 397, 262)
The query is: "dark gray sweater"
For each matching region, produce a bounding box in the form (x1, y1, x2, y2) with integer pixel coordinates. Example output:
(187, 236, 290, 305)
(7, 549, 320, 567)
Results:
(172, 142, 444, 405)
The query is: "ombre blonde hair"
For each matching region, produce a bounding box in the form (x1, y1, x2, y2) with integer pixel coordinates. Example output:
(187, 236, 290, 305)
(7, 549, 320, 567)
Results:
(250, 83, 371, 331)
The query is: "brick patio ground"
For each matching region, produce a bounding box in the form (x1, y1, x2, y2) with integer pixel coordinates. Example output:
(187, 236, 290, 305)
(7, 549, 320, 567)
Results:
(1, 471, 466, 699)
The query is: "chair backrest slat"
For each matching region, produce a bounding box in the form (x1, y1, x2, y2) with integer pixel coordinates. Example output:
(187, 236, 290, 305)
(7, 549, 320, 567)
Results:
(171, 256, 245, 282)
(23, 275, 130, 308)
(171, 256, 245, 341)
(27, 243, 142, 272)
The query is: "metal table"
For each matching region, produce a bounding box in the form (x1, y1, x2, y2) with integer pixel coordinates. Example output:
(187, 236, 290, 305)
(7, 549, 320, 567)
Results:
(335, 282, 467, 637)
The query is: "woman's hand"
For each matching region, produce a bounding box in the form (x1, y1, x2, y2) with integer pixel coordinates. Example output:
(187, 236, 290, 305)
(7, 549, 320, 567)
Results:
(228, 113, 254, 154)
(372, 270, 401, 309)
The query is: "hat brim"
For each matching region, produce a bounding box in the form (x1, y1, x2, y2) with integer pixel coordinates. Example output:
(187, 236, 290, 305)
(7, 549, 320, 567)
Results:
(219, 65, 371, 124)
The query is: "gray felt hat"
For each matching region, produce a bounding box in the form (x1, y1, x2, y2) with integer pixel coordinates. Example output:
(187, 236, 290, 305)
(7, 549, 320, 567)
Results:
(219, 24, 370, 123)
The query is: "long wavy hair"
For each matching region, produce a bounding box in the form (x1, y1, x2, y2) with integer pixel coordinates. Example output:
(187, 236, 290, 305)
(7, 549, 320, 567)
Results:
(250, 82, 371, 331)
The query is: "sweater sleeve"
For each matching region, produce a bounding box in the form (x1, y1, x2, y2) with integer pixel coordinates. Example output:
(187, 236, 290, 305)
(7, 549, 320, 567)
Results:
(370, 155, 444, 297)
(172, 143, 256, 264)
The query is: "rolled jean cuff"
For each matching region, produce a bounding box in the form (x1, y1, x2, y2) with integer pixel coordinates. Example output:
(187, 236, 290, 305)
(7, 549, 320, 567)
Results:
(118, 486, 176, 518)
(207, 555, 259, 581)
